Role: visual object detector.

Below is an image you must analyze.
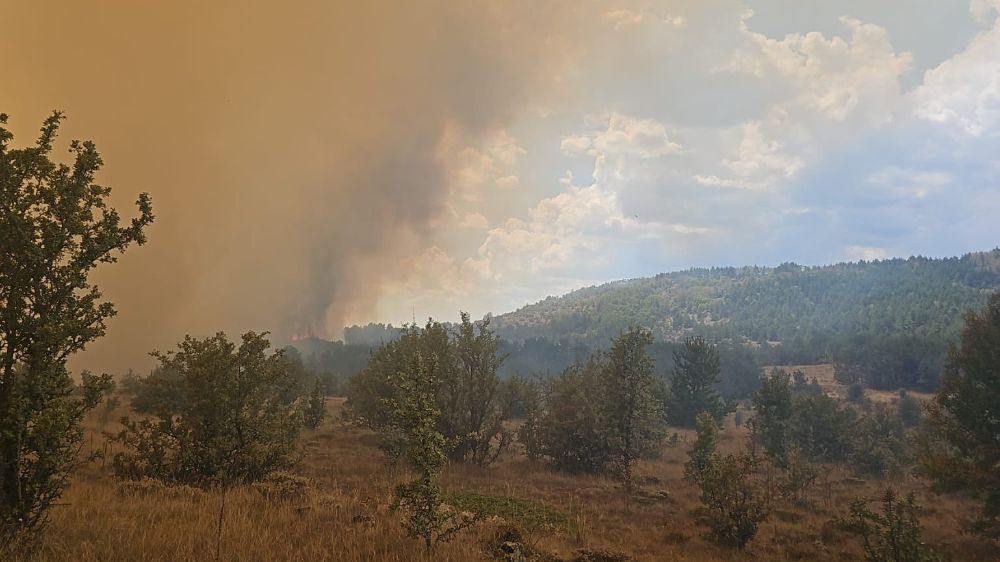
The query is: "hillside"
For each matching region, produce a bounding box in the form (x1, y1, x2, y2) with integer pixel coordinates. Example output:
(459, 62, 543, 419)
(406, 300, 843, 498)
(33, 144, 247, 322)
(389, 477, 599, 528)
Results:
(492, 249, 1000, 346)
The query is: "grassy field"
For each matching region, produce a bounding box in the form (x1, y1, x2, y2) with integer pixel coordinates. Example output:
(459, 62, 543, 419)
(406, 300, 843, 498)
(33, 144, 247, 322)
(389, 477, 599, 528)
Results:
(6, 396, 995, 562)
(765, 364, 935, 404)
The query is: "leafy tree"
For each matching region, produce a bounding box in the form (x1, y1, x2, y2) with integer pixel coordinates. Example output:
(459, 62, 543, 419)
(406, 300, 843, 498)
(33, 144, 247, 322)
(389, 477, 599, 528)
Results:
(918, 292, 1000, 536)
(376, 335, 476, 549)
(787, 394, 857, 462)
(601, 327, 664, 502)
(685, 411, 718, 483)
(129, 365, 186, 414)
(346, 314, 513, 466)
(346, 320, 452, 462)
(513, 376, 543, 461)
(448, 313, 513, 466)
(665, 336, 734, 427)
(851, 404, 911, 478)
(533, 357, 611, 473)
(112, 332, 303, 485)
(303, 379, 326, 430)
(748, 369, 794, 464)
(847, 489, 941, 562)
(0, 112, 153, 541)
(778, 446, 819, 504)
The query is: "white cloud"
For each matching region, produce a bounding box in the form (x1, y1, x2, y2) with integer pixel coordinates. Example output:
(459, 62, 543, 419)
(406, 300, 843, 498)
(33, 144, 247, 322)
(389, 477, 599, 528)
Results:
(912, 10, 1000, 135)
(494, 175, 520, 189)
(723, 12, 912, 123)
(970, 0, 1000, 23)
(868, 167, 952, 199)
(698, 14, 911, 192)
(459, 212, 489, 229)
(845, 245, 890, 261)
(695, 119, 805, 190)
(562, 113, 681, 159)
(475, 175, 710, 280)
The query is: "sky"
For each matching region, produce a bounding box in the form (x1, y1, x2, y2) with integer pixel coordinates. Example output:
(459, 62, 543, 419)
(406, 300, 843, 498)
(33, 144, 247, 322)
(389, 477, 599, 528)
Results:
(3, 0, 999, 372)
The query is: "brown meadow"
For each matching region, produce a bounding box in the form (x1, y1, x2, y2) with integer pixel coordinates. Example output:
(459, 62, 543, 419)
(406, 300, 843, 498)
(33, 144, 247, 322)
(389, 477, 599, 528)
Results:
(6, 396, 995, 562)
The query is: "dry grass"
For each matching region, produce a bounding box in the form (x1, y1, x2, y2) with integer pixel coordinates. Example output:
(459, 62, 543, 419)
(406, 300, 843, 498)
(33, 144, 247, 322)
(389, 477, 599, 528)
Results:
(767, 363, 935, 404)
(5, 396, 995, 562)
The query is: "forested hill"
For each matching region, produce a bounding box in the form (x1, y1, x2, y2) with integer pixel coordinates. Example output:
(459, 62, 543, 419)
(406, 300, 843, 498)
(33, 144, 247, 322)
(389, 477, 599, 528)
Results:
(301, 250, 1000, 393)
(493, 250, 1000, 345)
(488, 250, 1000, 388)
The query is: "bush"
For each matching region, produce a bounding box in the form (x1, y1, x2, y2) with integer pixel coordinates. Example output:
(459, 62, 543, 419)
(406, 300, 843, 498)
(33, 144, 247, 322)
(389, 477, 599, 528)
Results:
(444, 490, 572, 533)
(787, 394, 857, 462)
(851, 404, 912, 478)
(533, 358, 613, 473)
(748, 369, 793, 464)
(302, 379, 326, 429)
(778, 447, 819, 504)
(112, 332, 304, 485)
(685, 412, 718, 483)
(847, 382, 866, 403)
(346, 315, 514, 467)
(697, 453, 770, 548)
(846, 488, 941, 562)
(251, 471, 313, 503)
(897, 390, 923, 428)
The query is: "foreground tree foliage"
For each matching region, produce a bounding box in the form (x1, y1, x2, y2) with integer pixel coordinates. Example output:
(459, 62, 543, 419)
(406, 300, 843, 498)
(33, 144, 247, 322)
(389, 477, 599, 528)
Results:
(600, 327, 664, 502)
(665, 336, 734, 427)
(112, 332, 303, 485)
(346, 314, 515, 466)
(521, 328, 664, 478)
(0, 112, 153, 542)
(846, 489, 941, 562)
(748, 369, 794, 464)
(918, 292, 1000, 536)
(685, 411, 769, 549)
(302, 379, 326, 430)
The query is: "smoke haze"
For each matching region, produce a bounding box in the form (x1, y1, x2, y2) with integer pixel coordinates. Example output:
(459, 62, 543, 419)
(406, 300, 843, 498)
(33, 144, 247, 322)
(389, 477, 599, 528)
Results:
(3, 0, 587, 372)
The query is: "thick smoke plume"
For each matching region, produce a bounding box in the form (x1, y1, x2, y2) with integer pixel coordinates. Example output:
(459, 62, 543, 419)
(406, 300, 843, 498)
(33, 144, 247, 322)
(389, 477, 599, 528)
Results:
(3, 0, 588, 372)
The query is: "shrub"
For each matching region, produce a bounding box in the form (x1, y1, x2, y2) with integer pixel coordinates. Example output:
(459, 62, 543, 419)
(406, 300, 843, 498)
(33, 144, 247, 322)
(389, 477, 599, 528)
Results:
(778, 447, 819, 504)
(787, 394, 857, 462)
(302, 379, 326, 429)
(112, 332, 303, 485)
(851, 404, 912, 478)
(346, 315, 514, 467)
(846, 382, 866, 403)
(697, 453, 770, 548)
(251, 471, 313, 503)
(533, 357, 613, 473)
(748, 369, 793, 464)
(896, 390, 922, 428)
(846, 488, 941, 562)
(685, 412, 718, 483)
(444, 490, 572, 533)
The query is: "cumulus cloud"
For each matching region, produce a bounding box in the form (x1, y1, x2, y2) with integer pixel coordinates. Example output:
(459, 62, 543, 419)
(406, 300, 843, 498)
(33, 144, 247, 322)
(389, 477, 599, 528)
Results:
(723, 12, 912, 123)
(561, 113, 681, 158)
(459, 212, 490, 229)
(868, 167, 952, 199)
(912, 8, 1000, 135)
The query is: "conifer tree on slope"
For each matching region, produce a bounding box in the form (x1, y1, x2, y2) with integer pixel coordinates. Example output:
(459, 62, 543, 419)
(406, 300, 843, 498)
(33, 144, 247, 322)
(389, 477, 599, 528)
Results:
(665, 336, 734, 427)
